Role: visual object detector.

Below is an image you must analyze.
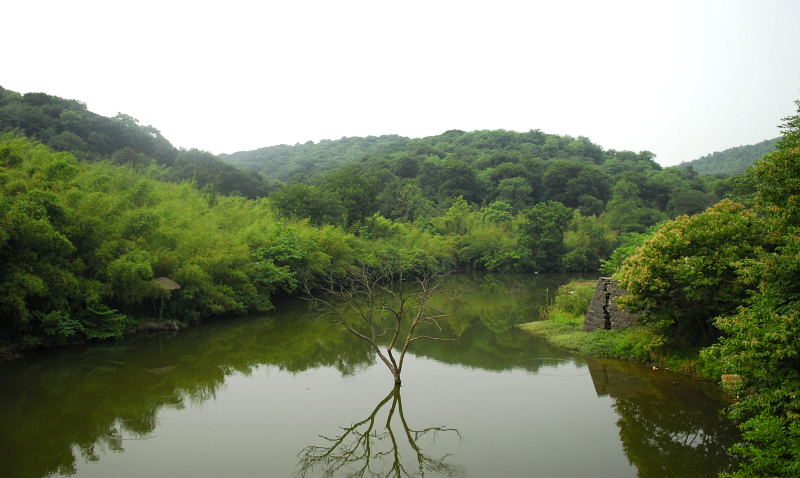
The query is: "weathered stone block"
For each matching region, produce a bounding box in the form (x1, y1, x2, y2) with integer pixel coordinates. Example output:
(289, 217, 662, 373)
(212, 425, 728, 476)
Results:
(583, 278, 610, 332)
(583, 277, 639, 331)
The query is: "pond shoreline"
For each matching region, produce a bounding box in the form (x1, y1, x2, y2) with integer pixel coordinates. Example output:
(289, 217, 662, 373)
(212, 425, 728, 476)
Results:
(1, 318, 195, 361)
(517, 320, 712, 381)
(515, 278, 719, 384)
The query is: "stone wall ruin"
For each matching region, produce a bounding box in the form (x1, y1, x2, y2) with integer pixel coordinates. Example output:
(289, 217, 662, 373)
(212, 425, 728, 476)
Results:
(583, 277, 640, 331)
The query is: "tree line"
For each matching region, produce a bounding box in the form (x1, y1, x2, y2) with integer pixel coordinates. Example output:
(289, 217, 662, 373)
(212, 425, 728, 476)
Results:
(225, 126, 743, 275)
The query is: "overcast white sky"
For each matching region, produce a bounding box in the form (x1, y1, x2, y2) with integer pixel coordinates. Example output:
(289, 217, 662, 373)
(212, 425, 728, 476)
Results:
(3, 0, 799, 166)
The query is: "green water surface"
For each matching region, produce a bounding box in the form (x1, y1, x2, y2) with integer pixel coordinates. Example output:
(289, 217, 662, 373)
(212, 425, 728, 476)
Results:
(0, 274, 739, 477)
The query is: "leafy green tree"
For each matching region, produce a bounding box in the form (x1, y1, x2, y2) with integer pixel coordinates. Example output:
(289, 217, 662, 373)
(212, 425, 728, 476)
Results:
(562, 212, 616, 272)
(485, 161, 530, 182)
(496, 177, 533, 211)
(666, 189, 714, 217)
(640, 169, 703, 211)
(604, 179, 666, 232)
(270, 183, 345, 226)
(0, 189, 78, 335)
(322, 165, 380, 226)
(435, 196, 473, 235)
(704, 243, 800, 477)
(602, 150, 661, 176)
(384, 182, 433, 222)
(392, 153, 420, 178)
(418, 156, 443, 199)
(436, 160, 482, 203)
(482, 200, 513, 225)
(577, 194, 604, 216)
(617, 200, 763, 345)
(107, 250, 159, 306)
(519, 201, 572, 271)
(541, 160, 611, 208)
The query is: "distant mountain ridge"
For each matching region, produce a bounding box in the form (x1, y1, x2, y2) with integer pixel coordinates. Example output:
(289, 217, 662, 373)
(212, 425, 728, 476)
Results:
(219, 127, 729, 227)
(220, 134, 411, 181)
(219, 129, 616, 184)
(678, 138, 779, 177)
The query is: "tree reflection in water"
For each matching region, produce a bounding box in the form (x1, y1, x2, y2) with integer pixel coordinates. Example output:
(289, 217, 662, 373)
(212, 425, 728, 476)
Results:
(587, 358, 741, 477)
(297, 386, 463, 478)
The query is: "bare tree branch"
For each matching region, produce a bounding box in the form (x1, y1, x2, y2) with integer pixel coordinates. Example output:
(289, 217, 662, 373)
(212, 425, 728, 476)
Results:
(305, 262, 455, 386)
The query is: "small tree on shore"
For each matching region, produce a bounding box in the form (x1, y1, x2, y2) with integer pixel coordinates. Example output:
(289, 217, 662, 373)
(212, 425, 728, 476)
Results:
(307, 264, 454, 386)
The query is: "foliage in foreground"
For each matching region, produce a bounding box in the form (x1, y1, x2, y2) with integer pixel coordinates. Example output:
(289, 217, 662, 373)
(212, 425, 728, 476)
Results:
(616, 200, 764, 346)
(615, 100, 800, 476)
(0, 135, 456, 346)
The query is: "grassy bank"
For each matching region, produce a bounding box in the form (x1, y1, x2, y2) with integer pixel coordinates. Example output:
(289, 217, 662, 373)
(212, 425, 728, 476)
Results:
(518, 280, 704, 376)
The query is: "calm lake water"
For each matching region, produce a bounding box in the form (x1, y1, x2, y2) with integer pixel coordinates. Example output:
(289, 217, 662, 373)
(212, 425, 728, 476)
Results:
(0, 274, 739, 478)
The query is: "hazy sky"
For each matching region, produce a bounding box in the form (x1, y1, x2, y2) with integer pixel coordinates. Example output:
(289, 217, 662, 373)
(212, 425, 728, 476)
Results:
(3, 0, 799, 166)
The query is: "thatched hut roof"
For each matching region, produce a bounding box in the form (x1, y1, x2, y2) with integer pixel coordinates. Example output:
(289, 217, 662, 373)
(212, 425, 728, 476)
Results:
(154, 277, 181, 291)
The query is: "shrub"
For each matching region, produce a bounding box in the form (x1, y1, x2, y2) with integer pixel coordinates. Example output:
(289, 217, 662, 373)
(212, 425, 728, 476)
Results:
(553, 280, 595, 316)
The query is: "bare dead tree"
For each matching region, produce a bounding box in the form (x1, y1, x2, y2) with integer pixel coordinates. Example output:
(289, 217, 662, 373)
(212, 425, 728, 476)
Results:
(297, 386, 463, 478)
(306, 263, 454, 386)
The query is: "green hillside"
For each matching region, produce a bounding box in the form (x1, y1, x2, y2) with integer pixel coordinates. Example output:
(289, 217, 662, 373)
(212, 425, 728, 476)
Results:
(221, 129, 611, 183)
(222, 129, 726, 231)
(678, 137, 779, 176)
(220, 135, 411, 181)
(0, 86, 270, 198)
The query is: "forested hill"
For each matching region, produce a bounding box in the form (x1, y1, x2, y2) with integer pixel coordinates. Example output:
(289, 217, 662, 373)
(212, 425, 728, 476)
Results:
(222, 128, 733, 228)
(220, 135, 412, 181)
(221, 130, 613, 182)
(677, 137, 779, 176)
(0, 86, 270, 198)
